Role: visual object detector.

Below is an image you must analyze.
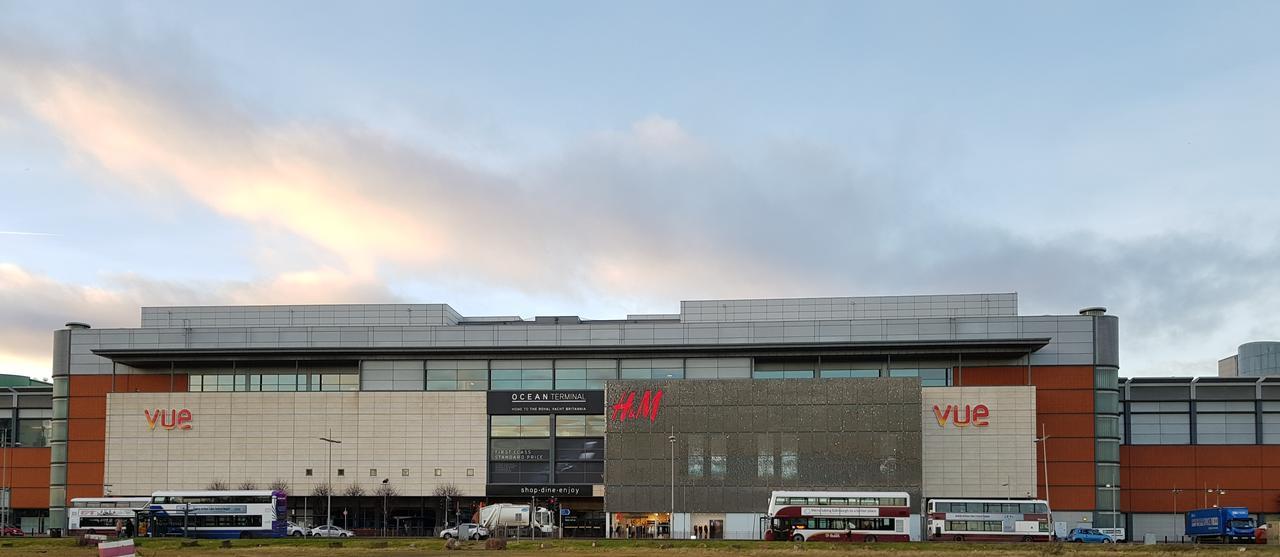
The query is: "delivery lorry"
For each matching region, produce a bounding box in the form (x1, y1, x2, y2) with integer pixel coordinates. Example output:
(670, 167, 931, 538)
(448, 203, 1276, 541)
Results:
(1185, 507, 1256, 544)
(477, 503, 557, 537)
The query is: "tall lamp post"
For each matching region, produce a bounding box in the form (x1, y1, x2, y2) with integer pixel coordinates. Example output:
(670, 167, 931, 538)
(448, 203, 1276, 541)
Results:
(668, 432, 676, 539)
(1104, 484, 1117, 531)
(381, 478, 389, 537)
(319, 433, 342, 527)
(1170, 487, 1183, 542)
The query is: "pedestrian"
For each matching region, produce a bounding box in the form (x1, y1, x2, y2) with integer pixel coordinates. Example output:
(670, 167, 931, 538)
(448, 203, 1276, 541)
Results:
(114, 519, 123, 539)
(123, 520, 135, 539)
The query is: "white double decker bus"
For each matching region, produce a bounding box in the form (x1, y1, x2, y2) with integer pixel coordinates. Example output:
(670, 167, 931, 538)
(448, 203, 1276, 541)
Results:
(68, 497, 151, 535)
(927, 498, 1052, 542)
(765, 491, 911, 542)
(140, 490, 287, 539)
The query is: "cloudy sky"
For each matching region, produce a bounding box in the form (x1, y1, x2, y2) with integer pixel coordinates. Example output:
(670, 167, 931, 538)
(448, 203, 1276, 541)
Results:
(2, 1, 1278, 380)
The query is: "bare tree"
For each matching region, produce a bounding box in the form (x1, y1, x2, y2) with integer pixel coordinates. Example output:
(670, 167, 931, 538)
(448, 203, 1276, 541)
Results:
(269, 479, 290, 495)
(343, 484, 366, 497)
(311, 483, 332, 498)
(206, 479, 228, 490)
(433, 483, 462, 498)
(237, 481, 258, 490)
(434, 483, 463, 529)
(375, 482, 399, 498)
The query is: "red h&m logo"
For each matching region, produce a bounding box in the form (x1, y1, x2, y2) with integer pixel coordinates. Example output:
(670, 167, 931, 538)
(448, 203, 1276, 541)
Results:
(610, 390, 663, 423)
(145, 408, 193, 431)
(932, 404, 990, 428)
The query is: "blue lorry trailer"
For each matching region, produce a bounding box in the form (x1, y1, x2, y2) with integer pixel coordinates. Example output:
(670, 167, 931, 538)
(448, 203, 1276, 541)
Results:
(1185, 507, 1256, 544)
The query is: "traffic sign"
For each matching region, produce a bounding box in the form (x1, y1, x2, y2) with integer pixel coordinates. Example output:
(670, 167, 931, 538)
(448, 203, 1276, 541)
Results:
(560, 508, 570, 516)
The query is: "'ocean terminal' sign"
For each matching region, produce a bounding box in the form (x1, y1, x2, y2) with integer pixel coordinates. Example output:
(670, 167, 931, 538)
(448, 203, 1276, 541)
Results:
(145, 408, 192, 431)
(931, 404, 990, 428)
(487, 391, 604, 415)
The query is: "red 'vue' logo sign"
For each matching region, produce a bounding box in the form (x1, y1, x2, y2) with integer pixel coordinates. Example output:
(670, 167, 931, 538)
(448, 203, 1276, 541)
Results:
(145, 408, 193, 431)
(610, 390, 663, 423)
(932, 404, 989, 428)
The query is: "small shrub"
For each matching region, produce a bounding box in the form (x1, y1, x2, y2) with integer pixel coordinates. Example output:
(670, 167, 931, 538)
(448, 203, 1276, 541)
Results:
(485, 537, 508, 550)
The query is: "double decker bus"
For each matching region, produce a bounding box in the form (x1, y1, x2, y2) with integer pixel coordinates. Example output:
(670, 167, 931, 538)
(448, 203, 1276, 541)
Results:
(927, 499, 1052, 542)
(68, 497, 151, 535)
(140, 490, 287, 539)
(765, 491, 911, 542)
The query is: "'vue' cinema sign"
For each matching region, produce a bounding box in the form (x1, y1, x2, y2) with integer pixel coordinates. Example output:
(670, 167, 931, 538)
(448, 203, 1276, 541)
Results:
(931, 404, 990, 428)
(145, 408, 193, 431)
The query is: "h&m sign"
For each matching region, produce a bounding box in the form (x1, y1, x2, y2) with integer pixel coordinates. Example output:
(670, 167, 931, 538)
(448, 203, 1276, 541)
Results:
(931, 404, 990, 428)
(145, 408, 192, 431)
(610, 389, 663, 423)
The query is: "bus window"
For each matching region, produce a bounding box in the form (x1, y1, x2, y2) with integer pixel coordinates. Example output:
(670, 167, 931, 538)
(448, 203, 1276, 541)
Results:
(830, 497, 847, 505)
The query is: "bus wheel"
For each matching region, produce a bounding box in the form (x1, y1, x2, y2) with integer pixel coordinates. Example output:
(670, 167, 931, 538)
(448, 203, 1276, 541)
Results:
(865, 535, 876, 543)
(953, 535, 964, 542)
(791, 534, 804, 542)
(1023, 536, 1033, 542)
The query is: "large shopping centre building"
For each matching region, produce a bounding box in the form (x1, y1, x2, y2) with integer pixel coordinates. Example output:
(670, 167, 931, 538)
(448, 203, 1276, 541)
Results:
(4, 293, 1276, 539)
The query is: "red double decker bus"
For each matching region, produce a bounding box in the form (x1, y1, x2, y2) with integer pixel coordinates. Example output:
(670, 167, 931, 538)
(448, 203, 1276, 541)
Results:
(765, 491, 911, 542)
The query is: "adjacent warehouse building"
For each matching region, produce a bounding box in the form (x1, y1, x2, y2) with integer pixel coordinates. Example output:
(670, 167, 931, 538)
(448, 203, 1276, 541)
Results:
(46, 293, 1125, 539)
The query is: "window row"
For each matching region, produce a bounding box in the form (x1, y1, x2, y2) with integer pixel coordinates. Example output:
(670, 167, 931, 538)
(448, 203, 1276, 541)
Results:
(933, 502, 1048, 514)
(775, 517, 897, 531)
(188, 373, 358, 392)
(753, 366, 950, 386)
(0, 411, 53, 448)
(488, 460, 604, 484)
(774, 496, 908, 507)
(489, 415, 606, 438)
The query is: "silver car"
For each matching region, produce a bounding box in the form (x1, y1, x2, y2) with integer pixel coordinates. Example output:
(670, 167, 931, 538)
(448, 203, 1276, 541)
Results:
(310, 524, 355, 538)
(440, 523, 488, 540)
(286, 522, 311, 537)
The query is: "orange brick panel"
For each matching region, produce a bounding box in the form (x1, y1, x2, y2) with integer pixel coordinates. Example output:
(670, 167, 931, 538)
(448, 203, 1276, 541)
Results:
(67, 440, 105, 463)
(1036, 390, 1093, 414)
(1261, 491, 1280, 513)
(1037, 414, 1094, 437)
(1124, 467, 1198, 489)
(1041, 485, 1094, 511)
(69, 375, 113, 396)
(1262, 446, 1280, 462)
(1193, 467, 1262, 490)
(8, 447, 50, 468)
(955, 367, 1027, 386)
(11, 487, 49, 509)
(1038, 437, 1094, 462)
(69, 396, 107, 419)
(67, 462, 104, 486)
(10, 467, 50, 489)
(1030, 366, 1095, 390)
(1044, 462, 1096, 486)
(1195, 445, 1262, 467)
(67, 418, 105, 441)
(1262, 469, 1280, 490)
(1123, 446, 1196, 467)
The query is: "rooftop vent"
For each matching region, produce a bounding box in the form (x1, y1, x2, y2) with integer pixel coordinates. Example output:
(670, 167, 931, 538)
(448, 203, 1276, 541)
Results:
(534, 316, 581, 325)
(65, 322, 91, 329)
(1078, 307, 1107, 316)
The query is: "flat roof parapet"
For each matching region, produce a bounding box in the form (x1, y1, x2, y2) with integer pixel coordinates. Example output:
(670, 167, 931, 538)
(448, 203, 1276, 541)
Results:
(680, 293, 1018, 322)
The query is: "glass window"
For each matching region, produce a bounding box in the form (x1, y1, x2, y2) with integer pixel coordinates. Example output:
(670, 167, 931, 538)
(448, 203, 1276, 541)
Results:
(425, 360, 488, 391)
(552, 415, 605, 437)
(1096, 463, 1120, 486)
(819, 369, 880, 378)
(188, 375, 202, 392)
(781, 437, 799, 479)
(1095, 390, 1120, 414)
(1094, 367, 1119, 389)
(555, 360, 616, 390)
(555, 438, 603, 461)
(491, 360, 553, 390)
(620, 359, 684, 380)
(755, 361, 815, 379)
(17, 418, 50, 447)
(1095, 415, 1120, 439)
(709, 435, 727, 478)
(489, 415, 551, 437)
(1096, 439, 1120, 462)
(687, 435, 704, 478)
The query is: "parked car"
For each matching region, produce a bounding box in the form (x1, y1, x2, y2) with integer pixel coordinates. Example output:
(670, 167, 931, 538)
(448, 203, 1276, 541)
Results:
(1064, 528, 1113, 543)
(0, 525, 23, 537)
(310, 524, 354, 538)
(286, 522, 310, 537)
(440, 523, 488, 540)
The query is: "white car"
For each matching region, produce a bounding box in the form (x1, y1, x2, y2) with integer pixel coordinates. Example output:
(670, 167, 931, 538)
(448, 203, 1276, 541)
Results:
(440, 523, 488, 540)
(286, 522, 311, 537)
(310, 524, 355, 538)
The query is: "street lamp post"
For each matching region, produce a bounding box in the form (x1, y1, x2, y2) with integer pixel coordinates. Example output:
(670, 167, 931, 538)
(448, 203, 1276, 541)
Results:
(668, 433, 676, 539)
(1034, 424, 1051, 506)
(319, 432, 342, 527)
(1104, 484, 1116, 530)
(1171, 487, 1183, 542)
(381, 478, 389, 537)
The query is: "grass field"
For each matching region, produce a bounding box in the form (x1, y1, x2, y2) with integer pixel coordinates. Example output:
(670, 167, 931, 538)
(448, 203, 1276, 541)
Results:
(0, 538, 1277, 556)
